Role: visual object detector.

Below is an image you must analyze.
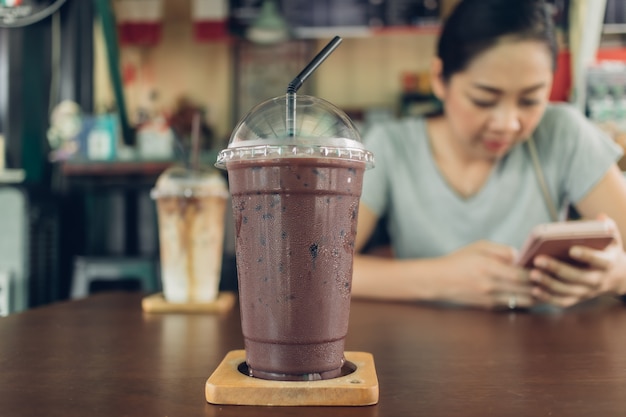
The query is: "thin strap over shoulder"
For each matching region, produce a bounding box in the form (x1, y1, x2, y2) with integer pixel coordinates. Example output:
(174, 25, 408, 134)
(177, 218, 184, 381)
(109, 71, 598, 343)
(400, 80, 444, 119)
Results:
(526, 136, 559, 222)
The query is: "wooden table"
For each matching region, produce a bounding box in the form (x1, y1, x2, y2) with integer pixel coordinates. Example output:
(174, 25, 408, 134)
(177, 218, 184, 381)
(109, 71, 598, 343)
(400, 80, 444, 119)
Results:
(1, 292, 626, 416)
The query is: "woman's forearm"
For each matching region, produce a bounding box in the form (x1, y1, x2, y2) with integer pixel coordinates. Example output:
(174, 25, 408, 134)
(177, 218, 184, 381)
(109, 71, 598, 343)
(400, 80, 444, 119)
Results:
(351, 254, 444, 302)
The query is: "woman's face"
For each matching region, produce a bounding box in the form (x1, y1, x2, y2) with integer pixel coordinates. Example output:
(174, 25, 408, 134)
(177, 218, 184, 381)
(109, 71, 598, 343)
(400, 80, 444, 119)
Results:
(434, 40, 554, 160)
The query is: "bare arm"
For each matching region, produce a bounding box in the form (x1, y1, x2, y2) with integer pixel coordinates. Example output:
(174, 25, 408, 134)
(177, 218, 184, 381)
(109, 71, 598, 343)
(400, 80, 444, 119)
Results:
(576, 165, 626, 251)
(352, 203, 437, 301)
(352, 203, 532, 308)
(354, 203, 380, 254)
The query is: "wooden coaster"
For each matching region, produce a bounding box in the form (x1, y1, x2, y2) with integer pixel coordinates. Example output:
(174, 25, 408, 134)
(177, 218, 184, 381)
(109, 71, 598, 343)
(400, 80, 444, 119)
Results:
(205, 350, 379, 406)
(141, 292, 236, 314)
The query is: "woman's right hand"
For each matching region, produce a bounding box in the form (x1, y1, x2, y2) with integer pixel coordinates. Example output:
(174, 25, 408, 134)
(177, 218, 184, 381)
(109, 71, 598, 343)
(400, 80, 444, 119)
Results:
(435, 240, 534, 310)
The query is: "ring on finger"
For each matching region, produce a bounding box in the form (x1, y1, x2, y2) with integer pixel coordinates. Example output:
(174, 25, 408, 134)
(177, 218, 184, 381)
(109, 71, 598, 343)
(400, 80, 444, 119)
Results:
(508, 295, 517, 310)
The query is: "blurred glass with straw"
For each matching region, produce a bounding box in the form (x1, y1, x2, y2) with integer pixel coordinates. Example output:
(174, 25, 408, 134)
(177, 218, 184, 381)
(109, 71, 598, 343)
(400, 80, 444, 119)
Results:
(150, 96, 228, 304)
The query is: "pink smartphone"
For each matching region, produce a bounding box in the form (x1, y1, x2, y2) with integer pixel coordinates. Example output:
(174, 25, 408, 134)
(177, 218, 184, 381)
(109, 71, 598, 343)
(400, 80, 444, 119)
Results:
(517, 220, 616, 268)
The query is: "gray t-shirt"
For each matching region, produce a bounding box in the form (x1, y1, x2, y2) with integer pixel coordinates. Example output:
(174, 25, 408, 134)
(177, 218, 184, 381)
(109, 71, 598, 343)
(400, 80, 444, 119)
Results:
(361, 104, 623, 259)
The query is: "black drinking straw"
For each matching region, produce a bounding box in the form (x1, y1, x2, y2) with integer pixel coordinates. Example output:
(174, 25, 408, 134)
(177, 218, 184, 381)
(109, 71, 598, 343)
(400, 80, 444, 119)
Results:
(286, 36, 342, 137)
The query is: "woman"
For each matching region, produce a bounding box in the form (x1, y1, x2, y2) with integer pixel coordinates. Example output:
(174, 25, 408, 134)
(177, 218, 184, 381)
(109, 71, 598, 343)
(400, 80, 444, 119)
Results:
(352, 0, 626, 310)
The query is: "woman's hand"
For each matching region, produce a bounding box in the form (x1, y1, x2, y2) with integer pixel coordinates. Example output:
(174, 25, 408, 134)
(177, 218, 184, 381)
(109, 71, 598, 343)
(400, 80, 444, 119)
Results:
(530, 217, 626, 308)
(436, 240, 534, 310)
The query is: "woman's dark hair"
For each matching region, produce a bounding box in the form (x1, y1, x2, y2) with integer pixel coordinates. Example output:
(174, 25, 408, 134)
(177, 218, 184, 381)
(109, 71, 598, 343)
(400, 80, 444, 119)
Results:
(437, 0, 558, 81)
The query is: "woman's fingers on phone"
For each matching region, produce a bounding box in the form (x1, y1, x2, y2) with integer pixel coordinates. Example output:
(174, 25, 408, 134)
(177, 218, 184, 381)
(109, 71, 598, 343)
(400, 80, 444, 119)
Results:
(532, 255, 602, 287)
(568, 246, 612, 270)
(530, 268, 589, 296)
(529, 265, 605, 308)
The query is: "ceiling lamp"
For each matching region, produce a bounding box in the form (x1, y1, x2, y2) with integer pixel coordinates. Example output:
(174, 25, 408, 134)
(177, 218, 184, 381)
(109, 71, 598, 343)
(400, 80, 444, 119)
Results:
(246, 0, 289, 44)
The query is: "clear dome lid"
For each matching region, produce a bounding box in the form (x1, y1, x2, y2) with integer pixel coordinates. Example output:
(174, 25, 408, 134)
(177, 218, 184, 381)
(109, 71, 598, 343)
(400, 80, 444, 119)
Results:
(215, 95, 374, 169)
(150, 166, 228, 199)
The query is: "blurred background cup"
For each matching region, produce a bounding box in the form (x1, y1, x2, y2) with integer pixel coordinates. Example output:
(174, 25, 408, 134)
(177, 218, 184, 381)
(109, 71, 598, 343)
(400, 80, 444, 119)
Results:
(151, 166, 229, 303)
(216, 94, 374, 381)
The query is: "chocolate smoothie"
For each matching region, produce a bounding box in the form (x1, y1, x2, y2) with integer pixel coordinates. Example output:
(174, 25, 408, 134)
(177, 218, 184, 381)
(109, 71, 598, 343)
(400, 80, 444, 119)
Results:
(216, 94, 374, 381)
(227, 156, 365, 380)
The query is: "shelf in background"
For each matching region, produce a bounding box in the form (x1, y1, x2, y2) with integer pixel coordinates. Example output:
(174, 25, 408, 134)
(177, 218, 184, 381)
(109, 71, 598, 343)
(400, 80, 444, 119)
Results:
(0, 169, 25, 184)
(292, 24, 441, 39)
(603, 24, 626, 35)
(60, 159, 175, 177)
(370, 25, 441, 36)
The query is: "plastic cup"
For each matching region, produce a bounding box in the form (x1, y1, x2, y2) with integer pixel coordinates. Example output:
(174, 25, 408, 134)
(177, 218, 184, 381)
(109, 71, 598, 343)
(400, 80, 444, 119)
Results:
(216, 95, 374, 380)
(151, 166, 229, 303)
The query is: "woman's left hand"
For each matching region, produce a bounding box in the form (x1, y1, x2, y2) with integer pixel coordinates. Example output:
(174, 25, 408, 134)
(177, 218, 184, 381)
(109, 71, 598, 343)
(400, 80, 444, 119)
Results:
(530, 218, 626, 308)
